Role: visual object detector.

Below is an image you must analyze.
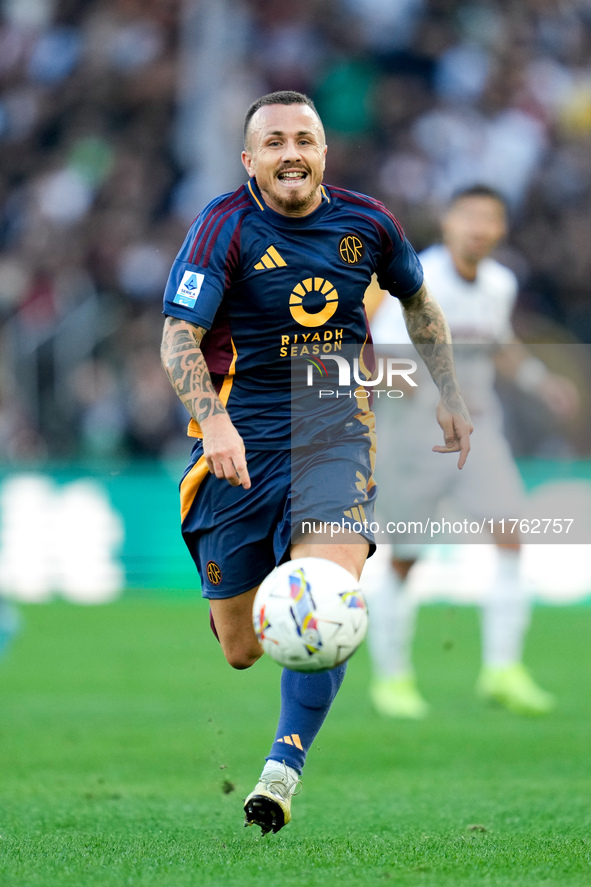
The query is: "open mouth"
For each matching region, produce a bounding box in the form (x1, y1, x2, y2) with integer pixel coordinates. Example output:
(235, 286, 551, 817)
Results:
(278, 170, 308, 186)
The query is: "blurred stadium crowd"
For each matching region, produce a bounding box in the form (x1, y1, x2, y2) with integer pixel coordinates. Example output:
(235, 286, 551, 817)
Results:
(1, 0, 591, 463)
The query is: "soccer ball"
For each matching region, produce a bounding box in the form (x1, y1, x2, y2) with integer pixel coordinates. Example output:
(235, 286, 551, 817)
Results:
(252, 557, 368, 672)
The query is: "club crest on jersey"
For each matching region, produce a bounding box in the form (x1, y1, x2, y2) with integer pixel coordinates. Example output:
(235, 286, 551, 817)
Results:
(339, 234, 365, 265)
(174, 270, 205, 308)
(289, 277, 339, 327)
(206, 561, 222, 585)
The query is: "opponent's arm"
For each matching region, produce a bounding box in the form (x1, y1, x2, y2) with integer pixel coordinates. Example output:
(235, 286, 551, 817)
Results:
(494, 340, 579, 419)
(160, 316, 250, 488)
(400, 282, 473, 468)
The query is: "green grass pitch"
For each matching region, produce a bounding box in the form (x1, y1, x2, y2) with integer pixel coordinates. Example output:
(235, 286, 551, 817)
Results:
(0, 599, 590, 886)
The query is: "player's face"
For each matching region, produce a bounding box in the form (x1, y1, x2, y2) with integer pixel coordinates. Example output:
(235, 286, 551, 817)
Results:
(442, 196, 507, 264)
(242, 103, 327, 217)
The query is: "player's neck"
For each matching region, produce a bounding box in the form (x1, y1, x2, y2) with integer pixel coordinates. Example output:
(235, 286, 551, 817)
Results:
(449, 250, 479, 283)
(259, 186, 323, 218)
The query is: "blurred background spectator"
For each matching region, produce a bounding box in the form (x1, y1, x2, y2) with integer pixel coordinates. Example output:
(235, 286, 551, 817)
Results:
(1, 0, 590, 464)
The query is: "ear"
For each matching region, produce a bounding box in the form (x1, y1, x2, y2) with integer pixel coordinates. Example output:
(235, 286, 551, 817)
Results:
(241, 150, 254, 177)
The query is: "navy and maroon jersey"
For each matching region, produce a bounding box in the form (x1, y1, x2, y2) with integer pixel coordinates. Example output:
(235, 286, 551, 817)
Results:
(162, 177, 423, 448)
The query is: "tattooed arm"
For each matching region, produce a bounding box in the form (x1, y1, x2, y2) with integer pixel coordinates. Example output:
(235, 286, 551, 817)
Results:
(160, 316, 250, 488)
(401, 282, 473, 468)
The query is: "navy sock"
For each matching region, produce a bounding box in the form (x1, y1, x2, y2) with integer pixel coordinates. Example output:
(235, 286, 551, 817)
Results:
(266, 663, 347, 774)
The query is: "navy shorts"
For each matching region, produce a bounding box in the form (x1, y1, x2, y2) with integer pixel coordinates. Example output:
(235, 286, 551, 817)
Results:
(180, 416, 377, 599)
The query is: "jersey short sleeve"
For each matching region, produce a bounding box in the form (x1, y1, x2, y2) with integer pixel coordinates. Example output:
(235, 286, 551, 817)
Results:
(374, 209, 424, 299)
(162, 192, 242, 330)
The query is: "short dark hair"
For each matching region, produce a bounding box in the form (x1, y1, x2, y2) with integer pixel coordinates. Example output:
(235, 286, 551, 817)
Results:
(449, 184, 508, 211)
(243, 90, 322, 147)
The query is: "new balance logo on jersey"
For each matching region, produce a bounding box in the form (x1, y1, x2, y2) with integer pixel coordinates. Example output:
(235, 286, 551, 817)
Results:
(254, 245, 287, 271)
(276, 734, 303, 750)
(174, 270, 205, 307)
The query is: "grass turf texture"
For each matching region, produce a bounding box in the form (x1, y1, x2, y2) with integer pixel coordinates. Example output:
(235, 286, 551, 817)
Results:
(0, 600, 590, 887)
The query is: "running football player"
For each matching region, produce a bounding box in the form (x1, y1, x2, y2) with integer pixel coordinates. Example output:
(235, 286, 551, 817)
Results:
(161, 91, 472, 833)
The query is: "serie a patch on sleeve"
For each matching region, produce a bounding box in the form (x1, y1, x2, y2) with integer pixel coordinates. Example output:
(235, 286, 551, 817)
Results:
(173, 270, 205, 308)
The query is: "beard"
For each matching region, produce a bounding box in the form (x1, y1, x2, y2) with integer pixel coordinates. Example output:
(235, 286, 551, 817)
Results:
(275, 190, 317, 213)
(260, 171, 323, 216)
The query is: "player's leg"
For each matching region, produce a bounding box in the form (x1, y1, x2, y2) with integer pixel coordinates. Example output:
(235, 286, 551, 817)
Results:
(245, 431, 375, 833)
(366, 549, 429, 718)
(209, 587, 263, 670)
(245, 534, 366, 834)
(290, 534, 369, 578)
(480, 541, 527, 669)
(477, 540, 555, 714)
(364, 420, 450, 719)
(181, 445, 306, 832)
(181, 443, 288, 671)
(457, 432, 555, 714)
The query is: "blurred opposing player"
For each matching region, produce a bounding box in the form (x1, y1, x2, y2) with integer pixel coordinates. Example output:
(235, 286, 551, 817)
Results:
(367, 185, 578, 718)
(161, 91, 471, 833)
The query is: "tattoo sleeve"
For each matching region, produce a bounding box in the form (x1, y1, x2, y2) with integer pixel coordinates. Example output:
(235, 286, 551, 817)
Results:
(160, 317, 227, 424)
(400, 283, 463, 407)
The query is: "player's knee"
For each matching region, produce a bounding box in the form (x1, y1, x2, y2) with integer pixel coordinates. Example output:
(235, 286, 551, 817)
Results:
(224, 645, 263, 670)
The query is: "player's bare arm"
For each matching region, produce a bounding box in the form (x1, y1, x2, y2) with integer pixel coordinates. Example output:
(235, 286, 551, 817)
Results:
(401, 282, 473, 468)
(494, 340, 579, 420)
(160, 317, 251, 489)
